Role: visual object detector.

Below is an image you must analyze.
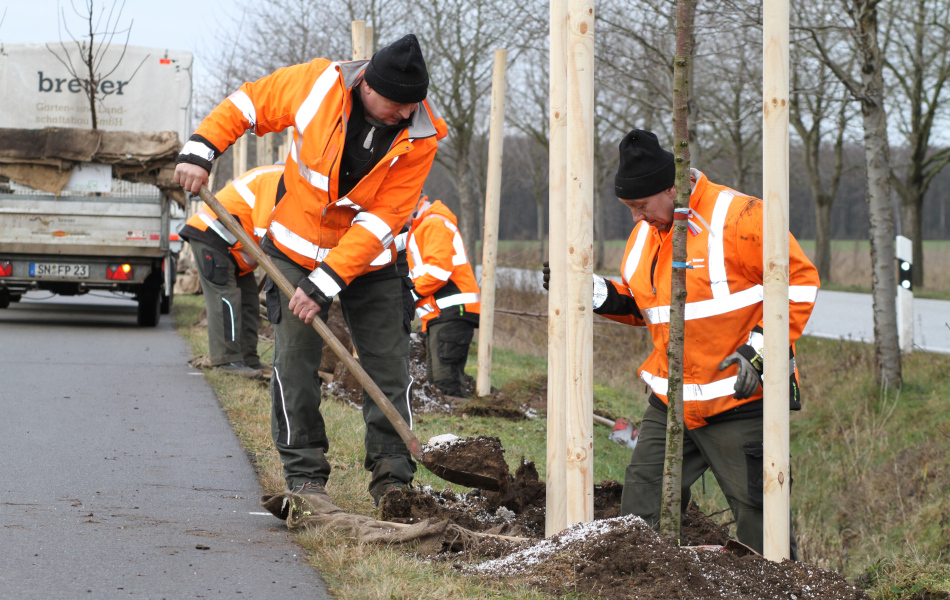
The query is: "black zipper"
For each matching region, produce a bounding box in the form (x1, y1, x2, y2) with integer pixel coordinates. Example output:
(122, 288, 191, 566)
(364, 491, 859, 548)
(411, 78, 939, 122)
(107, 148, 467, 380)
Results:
(650, 253, 658, 295)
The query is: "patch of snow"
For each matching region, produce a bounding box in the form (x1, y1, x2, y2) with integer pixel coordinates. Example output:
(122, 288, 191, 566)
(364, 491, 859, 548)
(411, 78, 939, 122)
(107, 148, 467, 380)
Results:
(426, 433, 462, 447)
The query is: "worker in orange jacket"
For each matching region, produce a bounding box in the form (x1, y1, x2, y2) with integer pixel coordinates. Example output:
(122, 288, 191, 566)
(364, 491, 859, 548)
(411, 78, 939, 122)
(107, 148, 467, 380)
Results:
(174, 34, 447, 507)
(544, 129, 819, 556)
(179, 165, 283, 378)
(404, 196, 480, 396)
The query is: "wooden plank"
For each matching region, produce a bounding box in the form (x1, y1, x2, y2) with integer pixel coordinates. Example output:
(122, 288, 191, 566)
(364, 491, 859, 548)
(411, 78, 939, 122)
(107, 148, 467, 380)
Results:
(545, 0, 570, 537)
(565, 0, 595, 526)
(351, 21, 366, 61)
(762, 0, 791, 562)
(475, 49, 508, 397)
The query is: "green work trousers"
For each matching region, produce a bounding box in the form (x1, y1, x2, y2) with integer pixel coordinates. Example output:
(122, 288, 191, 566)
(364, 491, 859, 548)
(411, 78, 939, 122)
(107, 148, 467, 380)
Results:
(425, 319, 475, 397)
(621, 403, 799, 558)
(267, 254, 415, 495)
(192, 240, 260, 367)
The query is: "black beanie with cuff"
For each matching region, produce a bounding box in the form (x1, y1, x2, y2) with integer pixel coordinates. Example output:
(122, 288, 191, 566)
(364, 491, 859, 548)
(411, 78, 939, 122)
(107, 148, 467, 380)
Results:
(363, 34, 429, 104)
(614, 129, 676, 200)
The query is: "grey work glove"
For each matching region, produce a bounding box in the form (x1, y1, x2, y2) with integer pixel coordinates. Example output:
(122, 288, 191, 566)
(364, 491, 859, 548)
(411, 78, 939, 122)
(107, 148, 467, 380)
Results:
(718, 344, 763, 400)
(542, 260, 551, 291)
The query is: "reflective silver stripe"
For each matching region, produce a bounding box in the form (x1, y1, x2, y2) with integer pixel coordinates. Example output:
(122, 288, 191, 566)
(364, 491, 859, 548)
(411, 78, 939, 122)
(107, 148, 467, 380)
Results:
(451, 231, 468, 266)
(291, 140, 330, 191)
(623, 224, 650, 284)
(335, 197, 364, 211)
(789, 285, 818, 303)
(707, 191, 737, 298)
(254, 226, 268, 237)
(418, 264, 452, 281)
(416, 303, 435, 318)
(593, 274, 608, 310)
(308, 268, 342, 297)
(640, 369, 739, 401)
(199, 213, 237, 245)
(352, 212, 394, 247)
(228, 90, 257, 129)
(236, 248, 258, 269)
(436, 293, 479, 308)
(270, 220, 330, 261)
(404, 374, 415, 430)
(394, 232, 408, 252)
(642, 285, 764, 324)
(408, 233, 424, 277)
(233, 179, 256, 208)
(274, 367, 291, 445)
(295, 62, 340, 133)
(370, 248, 394, 266)
(181, 139, 216, 162)
(222, 298, 237, 340)
(747, 330, 765, 355)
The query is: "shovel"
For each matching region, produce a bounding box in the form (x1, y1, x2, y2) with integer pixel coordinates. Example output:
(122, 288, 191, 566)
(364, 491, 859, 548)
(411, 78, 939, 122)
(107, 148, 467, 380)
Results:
(195, 185, 503, 491)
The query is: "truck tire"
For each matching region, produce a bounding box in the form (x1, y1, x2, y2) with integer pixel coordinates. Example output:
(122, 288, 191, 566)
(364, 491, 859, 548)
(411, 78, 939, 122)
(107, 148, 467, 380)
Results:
(0, 289, 10, 309)
(137, 287, 161, 327)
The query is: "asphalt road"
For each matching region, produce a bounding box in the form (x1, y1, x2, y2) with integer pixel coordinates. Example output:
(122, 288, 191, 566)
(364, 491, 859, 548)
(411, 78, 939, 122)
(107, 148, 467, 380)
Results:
(0, 292, 330, 599)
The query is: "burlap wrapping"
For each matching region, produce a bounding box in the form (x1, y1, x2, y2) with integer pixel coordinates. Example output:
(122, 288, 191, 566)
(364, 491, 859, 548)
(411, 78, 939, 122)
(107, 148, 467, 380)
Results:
(260, 491, 492, 554)
(0, 127, 185, 206)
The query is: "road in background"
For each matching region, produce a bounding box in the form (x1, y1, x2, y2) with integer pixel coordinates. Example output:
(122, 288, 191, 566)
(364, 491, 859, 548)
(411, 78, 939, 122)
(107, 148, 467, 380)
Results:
(0, 292, 329, 599)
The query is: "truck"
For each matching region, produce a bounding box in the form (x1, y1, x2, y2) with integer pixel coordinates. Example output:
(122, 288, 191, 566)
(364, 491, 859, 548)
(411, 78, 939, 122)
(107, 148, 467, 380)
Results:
(0, 44, 193, 326)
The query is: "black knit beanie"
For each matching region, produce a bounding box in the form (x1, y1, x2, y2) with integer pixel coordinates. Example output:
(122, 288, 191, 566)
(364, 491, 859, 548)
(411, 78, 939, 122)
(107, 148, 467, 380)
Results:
(363, 34, 429, 104)
(614, 129, 675, 200)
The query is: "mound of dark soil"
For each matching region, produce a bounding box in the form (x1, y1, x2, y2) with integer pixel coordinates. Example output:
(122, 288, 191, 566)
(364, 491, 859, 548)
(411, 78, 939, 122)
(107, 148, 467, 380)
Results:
(466, 516, 870, 600)
(422, 436, 512, 490)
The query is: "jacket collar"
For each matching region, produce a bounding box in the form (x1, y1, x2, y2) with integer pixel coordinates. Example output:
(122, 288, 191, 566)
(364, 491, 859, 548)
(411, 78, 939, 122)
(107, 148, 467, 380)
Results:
(339, 59, 439, 140)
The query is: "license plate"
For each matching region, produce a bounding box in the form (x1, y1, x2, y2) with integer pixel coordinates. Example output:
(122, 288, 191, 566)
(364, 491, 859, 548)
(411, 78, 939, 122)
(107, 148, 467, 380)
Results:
(30, 262, 90, 278)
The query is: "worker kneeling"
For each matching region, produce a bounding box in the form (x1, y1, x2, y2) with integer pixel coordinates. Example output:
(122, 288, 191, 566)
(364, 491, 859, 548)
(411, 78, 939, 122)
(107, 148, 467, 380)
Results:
(546, 129, 820, 556)
(404, 196, 480, 397)
(179, 165, 284, 378)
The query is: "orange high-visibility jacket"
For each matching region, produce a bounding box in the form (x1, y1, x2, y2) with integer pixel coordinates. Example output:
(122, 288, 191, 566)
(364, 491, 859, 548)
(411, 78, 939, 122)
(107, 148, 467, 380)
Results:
(183, 165, 284, 275)
(403, 199, 480, 331)
(179, 58, 447, 298)
(598, 170, 820, 429)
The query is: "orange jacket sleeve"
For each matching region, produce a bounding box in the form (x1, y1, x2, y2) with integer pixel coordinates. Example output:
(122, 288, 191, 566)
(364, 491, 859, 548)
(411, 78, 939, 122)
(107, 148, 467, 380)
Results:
(411, 216, 458, 297)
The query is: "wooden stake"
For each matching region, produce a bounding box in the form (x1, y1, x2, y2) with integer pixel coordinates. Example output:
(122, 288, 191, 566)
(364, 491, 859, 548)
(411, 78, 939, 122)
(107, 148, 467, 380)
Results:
(475, 49, 507, 397)
(565, 0, 595, 526)
(232, 135, 246, 181)
(351, 20, 366, 61)
(762, 0, 791, 562)
(255, 133, 268, 168)
(545, 0, 570, 537)
(365, 26, 374, 58)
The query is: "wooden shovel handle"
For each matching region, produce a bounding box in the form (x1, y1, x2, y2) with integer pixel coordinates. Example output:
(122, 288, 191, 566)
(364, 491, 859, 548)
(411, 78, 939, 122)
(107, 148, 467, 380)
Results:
(196, 185, 423, 460)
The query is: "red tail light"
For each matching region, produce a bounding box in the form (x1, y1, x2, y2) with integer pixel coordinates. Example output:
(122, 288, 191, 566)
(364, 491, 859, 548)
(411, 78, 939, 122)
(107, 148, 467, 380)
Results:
(106, 264, 133, 280)
(0, 261, 11, 277)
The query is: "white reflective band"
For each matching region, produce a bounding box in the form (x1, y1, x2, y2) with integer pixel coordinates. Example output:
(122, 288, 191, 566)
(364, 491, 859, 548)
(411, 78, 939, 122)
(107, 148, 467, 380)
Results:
(233, 179, 256, 208)
(747, 330, 765, 355)
(228, 90, 257, 129)
(335, 197, 364, 211)
(623, 224, 650, 283)
(270, 220, 330, 261)
(370, 248, 393, 266)
(707, 191, 737, 298)
(292, 140, 330, 191)
(236, 249, 258, 269)
(181, 140, 216, 162)
(408, 233, 423, 274)
(222, 298, 236, 340)
(353, 212, 394, 247)
(274, 367, 291, 445)
(436, 293, 479, 308)
(199, 213, 236, 244)
(418, 263, 452, 281)
(254, 226, 268, 237)
(642, 285, 764, 324)
(640, 370, 739, 402)
(394, 232, 408, 252)
(296, 63, 339, 134)
(390, 156, 399, 166)
(789, 285, 818, 303)
(309, 268, 342, 298)
(451, 231, 468, 265)
(416, 304, 434, 318)
(593, 274, 608, 310)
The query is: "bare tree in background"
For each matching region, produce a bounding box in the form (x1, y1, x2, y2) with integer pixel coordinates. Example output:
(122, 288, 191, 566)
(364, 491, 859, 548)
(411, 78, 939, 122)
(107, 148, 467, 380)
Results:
(809, 0, 901, 386)
(46, 0, 145, 130)
(885, 0, 950, 289)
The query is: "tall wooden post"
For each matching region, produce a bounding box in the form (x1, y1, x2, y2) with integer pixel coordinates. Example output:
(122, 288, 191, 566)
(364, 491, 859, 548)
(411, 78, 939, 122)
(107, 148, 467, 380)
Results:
(365, 26, 374, 58)
(351, 20, 366, 61)
(565, 0, 595, 525)
(475, 50, 508, 397)
(545, 0, 570, 537)
(232, 135, 247, 181)
(762, 0, 791, 562)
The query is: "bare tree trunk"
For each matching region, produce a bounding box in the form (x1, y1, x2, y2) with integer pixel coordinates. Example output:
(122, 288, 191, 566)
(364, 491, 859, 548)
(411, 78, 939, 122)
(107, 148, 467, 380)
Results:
(855, 2, 901, 386)
(537, 189, 546, 265)
(84, 3, 98, 129)
(659, 0, 696, 543)
(814, 199, 833, 281)
(457, 163, 477, 265)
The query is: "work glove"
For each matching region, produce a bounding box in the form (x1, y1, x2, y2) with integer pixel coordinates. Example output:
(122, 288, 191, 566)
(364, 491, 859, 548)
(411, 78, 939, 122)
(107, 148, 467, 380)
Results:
(718, 344, 763, 400)
(542, 261, 551, 291)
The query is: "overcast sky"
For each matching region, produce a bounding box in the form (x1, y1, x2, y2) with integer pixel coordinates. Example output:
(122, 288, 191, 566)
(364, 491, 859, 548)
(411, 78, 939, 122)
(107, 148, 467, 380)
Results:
(1, 0, 231, 82)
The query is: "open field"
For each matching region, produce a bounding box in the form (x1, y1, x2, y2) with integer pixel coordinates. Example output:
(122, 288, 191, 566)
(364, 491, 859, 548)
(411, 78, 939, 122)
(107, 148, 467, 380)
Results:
(174, 288, 950, 599)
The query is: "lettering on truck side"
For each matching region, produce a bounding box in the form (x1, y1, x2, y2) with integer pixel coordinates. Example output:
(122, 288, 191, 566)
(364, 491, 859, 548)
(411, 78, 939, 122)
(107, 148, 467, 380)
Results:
(37, 72, 129, 95)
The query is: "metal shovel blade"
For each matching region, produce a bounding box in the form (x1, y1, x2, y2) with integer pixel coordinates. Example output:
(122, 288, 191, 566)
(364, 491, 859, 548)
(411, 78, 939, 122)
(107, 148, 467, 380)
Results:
(421, 456, 504, 491)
